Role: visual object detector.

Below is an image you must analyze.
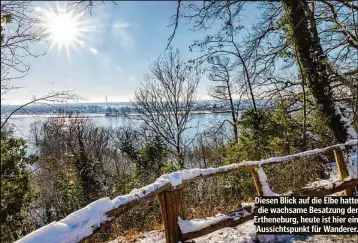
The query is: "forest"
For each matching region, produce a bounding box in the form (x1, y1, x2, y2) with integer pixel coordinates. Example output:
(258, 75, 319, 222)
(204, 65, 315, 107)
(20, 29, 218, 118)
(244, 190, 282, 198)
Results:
(1, 1, 357, 242)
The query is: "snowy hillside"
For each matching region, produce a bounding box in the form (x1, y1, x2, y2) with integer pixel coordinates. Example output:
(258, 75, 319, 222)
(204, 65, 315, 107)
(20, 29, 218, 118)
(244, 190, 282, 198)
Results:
(109, 156, 357, 243)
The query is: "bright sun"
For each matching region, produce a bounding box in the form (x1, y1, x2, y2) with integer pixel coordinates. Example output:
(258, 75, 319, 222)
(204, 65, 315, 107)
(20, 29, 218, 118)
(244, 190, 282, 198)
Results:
(48, 12, 79, 45)
(35, 2, 95, 60)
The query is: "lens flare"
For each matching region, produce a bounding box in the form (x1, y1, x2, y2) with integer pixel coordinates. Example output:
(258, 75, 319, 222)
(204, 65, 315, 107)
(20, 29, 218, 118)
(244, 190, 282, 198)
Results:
(35, 2, 95, 61)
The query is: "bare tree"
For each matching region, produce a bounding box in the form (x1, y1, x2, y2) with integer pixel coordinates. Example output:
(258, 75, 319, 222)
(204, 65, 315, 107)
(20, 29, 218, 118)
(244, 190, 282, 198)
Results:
(184, 1, 261, 113)
(169, 1, 274, 159)
(168, 0, 357, 143)
(132, 48, 200, 169)
(207, 56, 240, 143)
(1, 1, 46, 91)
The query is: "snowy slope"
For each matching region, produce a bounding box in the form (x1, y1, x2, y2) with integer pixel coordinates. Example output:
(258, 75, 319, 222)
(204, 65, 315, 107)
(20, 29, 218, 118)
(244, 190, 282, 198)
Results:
(109, 221, 294, 243)
(109, 157, 357, 243)
(110, 220, 357, 243)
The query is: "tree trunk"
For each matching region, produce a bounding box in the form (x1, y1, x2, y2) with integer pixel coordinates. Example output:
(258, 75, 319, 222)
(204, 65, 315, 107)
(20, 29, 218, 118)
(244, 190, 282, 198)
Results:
(176, 145, 185, 169)
(301, 80, 308, 150)
(294, 44, 308, 151)
(281, 0, 348, 142)
(227, 80, 239, 143)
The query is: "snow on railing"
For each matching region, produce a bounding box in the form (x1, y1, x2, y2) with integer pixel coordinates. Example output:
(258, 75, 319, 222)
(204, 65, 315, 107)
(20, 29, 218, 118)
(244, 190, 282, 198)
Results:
(257, 167, 278, 196)
(178, 203, 256, 234)
(179, 214, 230, 234)
(178, 203, 257, 240)
(15, 139, 357, 243)
(16, 179, 172, 243)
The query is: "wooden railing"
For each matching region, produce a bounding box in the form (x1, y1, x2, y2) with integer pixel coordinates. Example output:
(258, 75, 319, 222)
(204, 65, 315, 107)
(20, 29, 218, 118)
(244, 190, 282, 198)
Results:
(16, 140, 358, 243)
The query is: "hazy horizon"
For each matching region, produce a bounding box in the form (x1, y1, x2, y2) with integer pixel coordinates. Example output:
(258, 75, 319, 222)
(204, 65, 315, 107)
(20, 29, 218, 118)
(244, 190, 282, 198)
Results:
(2, 98, 254, 107)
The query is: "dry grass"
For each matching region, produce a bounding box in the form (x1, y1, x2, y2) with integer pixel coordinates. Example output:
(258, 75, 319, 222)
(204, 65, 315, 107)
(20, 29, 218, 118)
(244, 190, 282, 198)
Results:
(263, 155, 329, 194)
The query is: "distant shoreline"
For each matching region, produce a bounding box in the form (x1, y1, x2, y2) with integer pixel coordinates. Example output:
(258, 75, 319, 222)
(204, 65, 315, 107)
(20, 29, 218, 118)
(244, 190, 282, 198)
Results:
(4, 114, 107, 119)
(2, 110, 236, 119)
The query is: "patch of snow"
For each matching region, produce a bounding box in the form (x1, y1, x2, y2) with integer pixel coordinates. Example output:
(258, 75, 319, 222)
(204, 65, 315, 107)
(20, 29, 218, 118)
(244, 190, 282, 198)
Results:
(345, 139, 358, 147)
(108, 230, 166, 243)
(139, 231, 166, 243)
(325, 162, 340, 181)
(178, 214, 229, 234)
(178, 204, 256, 235)
(241, 203, 256, 214)
(112, 178, 169, 208)
(336, 106, 358, 180)
(257, 167, 278, 196)
(336, 106, 358, 139)
(184, 220, 294, 243)
(345, 152, 357, 179)
(16, 198, 113, 243)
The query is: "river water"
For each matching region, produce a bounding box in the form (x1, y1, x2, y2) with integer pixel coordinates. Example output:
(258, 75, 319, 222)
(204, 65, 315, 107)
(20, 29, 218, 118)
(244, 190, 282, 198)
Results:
(7, 113, 234, 142)
(6, 113, 358, 171)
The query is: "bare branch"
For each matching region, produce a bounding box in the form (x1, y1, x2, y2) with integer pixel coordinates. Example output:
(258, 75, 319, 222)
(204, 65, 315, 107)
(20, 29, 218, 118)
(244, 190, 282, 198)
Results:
(166, 0, 181, 50)
(1, 90, 78, 129)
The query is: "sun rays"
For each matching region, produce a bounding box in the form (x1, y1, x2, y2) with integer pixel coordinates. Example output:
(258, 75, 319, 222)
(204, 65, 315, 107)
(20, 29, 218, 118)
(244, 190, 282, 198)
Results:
(35, 2, 96, 61)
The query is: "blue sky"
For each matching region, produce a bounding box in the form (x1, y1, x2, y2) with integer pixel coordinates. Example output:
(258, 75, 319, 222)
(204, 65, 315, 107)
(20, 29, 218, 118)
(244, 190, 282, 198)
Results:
(6, 1, 260, 105)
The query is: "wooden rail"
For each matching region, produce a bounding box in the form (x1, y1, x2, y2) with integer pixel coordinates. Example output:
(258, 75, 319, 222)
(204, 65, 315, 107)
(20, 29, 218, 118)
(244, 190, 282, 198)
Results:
(333, 149, 354, 196)
(159, 185, 186, 242)
(16, 139, 357, 243)
(180, 204, 258, 241)
(180, 177, 358, 241)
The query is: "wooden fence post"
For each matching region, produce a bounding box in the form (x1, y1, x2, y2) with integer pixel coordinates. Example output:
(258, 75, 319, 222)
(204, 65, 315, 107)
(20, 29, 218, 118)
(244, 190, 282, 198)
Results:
(334, 149, 353, 196)
(251, 167, 264, 197)
(158, 185, 185, 243)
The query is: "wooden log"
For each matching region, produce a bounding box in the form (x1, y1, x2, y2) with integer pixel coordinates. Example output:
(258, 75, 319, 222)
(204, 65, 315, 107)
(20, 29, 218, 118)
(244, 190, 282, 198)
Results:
(251, 167, 263, 196)
(285, 178, 358, 196)
(159, 186, 185, 243)
(181, 205, 257, 241)
(334, 149, 354, 196)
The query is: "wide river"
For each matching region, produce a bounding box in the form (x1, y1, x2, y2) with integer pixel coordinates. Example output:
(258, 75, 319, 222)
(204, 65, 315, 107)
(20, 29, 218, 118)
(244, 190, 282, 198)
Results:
(8, 113, 234, 142)
(6, 113, 358, 168)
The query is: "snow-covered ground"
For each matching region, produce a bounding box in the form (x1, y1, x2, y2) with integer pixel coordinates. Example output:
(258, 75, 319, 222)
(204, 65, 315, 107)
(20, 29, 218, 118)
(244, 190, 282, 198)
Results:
(110, 221, 357, 243)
